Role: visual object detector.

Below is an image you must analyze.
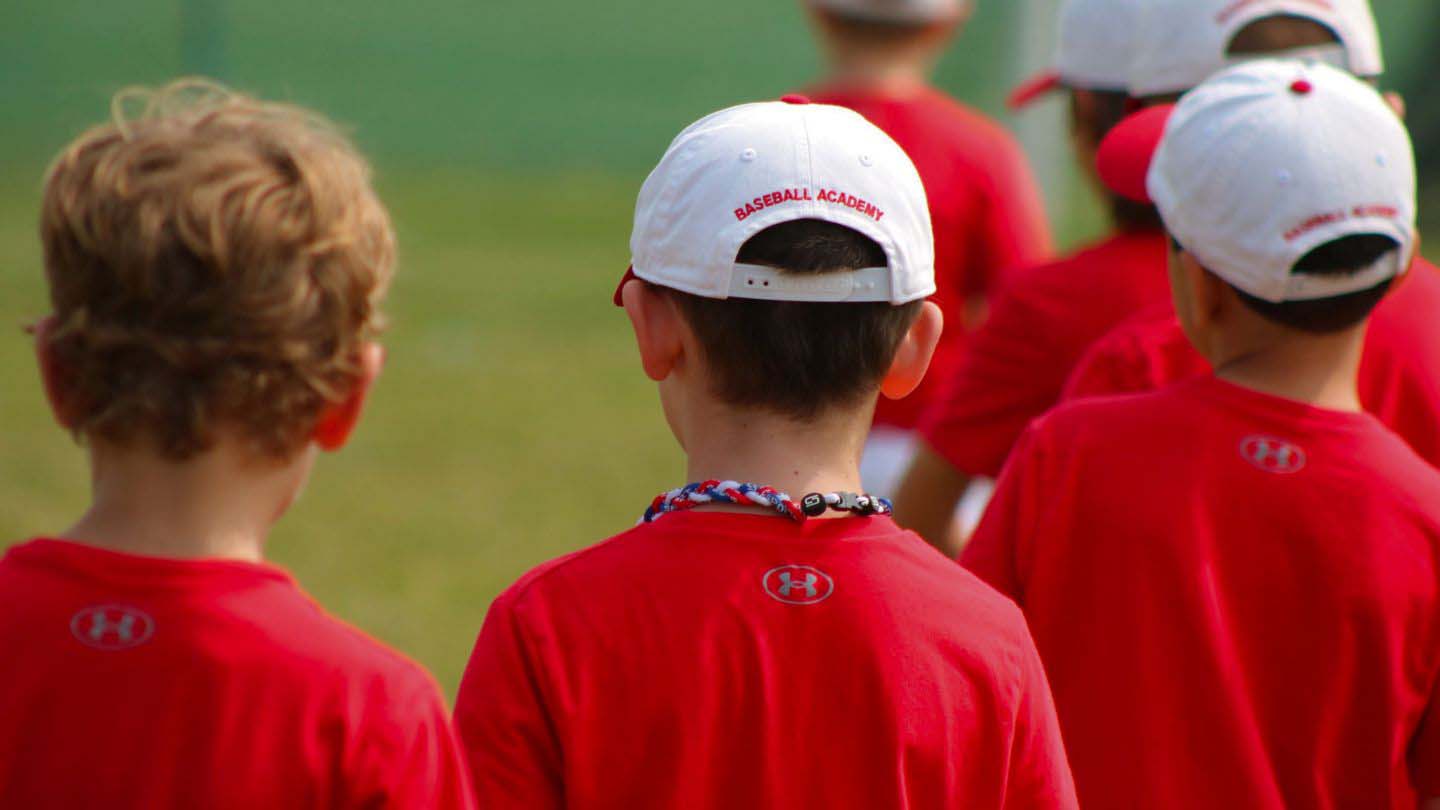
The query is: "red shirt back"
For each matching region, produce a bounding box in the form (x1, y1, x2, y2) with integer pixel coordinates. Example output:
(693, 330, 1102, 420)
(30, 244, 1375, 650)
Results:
(1063, 258, 1440, 466)
(918, 230, 1169, 477)
(964, 377, 1440, 807)
(455, 512, 1077, 809)
(807, 84, 1053, 428)
(0, 539, 474, 810)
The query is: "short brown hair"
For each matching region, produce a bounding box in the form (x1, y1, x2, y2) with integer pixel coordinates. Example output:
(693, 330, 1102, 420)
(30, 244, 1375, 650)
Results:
(667, 219, 922, 420)
(39, 79, 395, 461)
(1225, 234, 1399, 333)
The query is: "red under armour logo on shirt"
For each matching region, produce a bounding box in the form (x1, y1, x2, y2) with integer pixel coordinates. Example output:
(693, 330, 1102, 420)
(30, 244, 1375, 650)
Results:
(762, 566, 834, 605)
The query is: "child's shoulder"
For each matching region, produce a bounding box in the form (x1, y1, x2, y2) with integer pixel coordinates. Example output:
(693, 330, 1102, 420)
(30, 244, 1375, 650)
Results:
(236, 583, 444, 704)
(1033, 384, 1187, 443)
(909, 87, 1024, 154)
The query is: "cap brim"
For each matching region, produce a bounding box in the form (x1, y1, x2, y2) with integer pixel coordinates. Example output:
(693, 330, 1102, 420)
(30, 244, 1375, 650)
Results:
(1007, 71, 1062, 111)
(1095, 104, 1175, 204)
(613, 265, 638, 307)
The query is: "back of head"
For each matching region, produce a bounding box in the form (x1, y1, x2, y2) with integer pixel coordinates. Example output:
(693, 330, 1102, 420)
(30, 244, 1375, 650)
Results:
(40, 79, 395, 461)
(807, 0, 967, 55)
(1126, 61, 1416, 332)
(1128, 0, 1382, 99)
(624, 98, 937, 421)
(1228, 234, 1400, 333)
(1007, 0, 1161, 232)
(669, 219, 922, 420)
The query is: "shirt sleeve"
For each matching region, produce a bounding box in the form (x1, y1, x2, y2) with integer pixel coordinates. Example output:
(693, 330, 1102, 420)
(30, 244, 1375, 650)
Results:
(453, 592, 565, 810)
(969, 137, 1052, 296)
(1003, 626, 1079, 809)
(352, 675, 478, 809)
(1062, 316, 1210, 402)
(1060, 329, 1150, 401)
(961, 422, 1050, 601)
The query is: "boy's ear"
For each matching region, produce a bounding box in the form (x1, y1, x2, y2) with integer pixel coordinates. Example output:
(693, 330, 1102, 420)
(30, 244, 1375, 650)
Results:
(880, 301, 943, 400)
(32, 315, 80, 431)
(313, 342, 384, 452)
(621, 279, 687, 383)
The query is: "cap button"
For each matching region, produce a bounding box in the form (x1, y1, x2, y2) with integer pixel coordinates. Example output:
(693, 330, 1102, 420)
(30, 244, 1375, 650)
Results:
(1289, 79, 1313, 96)
(780, 94, 812, 105)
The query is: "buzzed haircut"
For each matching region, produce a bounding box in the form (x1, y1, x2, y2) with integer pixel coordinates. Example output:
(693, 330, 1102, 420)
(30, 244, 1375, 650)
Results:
(666, 219, 923, 420)
(1220, 234, 1399, 333)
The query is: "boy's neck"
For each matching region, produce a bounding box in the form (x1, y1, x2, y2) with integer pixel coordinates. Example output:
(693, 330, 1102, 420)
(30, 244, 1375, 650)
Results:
(822, 63, 932, 98)
(63, 438, 310, 563)
(681, 403, 870, 510)
(1210, 325, 1367, 412)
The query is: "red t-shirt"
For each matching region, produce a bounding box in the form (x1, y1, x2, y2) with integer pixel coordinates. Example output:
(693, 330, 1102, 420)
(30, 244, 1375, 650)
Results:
(917, 229, 1169, 477)
(0, 539, 475, 810)
(807, 83, 1053, 429)
(455, 511, 1077, 809)
(963, 377, 1440, 808)
(1063, 258, 1440, 466)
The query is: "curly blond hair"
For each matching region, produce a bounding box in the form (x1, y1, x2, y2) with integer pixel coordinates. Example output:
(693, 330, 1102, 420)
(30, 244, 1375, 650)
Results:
(39, 79, 395, 461)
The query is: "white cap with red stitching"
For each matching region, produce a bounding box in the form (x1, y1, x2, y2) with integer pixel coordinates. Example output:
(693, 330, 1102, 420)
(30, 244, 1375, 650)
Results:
(1129, 0, 1382, 98)
(1098, 59, 1415, 304)
(1009, 0, 1143, 110)
(808, 0, 968, 24)
(619, 96, 935, 305)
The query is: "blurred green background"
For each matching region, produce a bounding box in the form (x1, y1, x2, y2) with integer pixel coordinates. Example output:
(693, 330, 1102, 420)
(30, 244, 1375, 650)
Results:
(2, 0, 1438, 693)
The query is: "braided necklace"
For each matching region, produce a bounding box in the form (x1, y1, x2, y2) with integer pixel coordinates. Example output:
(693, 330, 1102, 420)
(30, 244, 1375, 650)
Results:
(643, 479, 892, 524)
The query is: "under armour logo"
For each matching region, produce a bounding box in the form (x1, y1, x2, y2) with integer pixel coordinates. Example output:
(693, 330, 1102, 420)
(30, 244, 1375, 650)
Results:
(70, 605, 156, 650)
(1239, 435, 1307, 474)
(762, 565, 834, 605)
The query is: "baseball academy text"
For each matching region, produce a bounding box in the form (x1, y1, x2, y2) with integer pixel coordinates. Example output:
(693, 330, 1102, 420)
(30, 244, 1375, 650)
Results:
(734, 187, 885, 223)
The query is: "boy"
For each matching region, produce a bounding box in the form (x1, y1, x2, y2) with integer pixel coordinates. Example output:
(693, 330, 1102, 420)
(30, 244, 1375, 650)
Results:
(965, 61, 1440, 807)
(0, 81, 474, 808)
(892, 0, 1169, 554)
(801, 0, 1052, 494)
(455, 98, 1077, 809)
(1061, 0, 1440, 467)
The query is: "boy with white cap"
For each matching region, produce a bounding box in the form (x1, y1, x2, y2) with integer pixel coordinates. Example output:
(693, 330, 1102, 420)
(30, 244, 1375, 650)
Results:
(964, 60, 1440, 807)
(800, 0, 1052, 496)
(454, 98, 1077, 809)
(1061, 0, 1440, 467)
(893, 0, 1170, 554)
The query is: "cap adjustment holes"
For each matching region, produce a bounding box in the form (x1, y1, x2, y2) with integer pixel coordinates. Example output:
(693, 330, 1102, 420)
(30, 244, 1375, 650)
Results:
(740, 148, 758, 162)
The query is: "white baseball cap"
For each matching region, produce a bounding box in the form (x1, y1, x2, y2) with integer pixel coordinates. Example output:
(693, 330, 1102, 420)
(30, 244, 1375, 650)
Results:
(1097, 60, 1415, 304)
(617, 96, 935, 306)
(1010, 0, 1143, 109)
(808, 0, 968, 24)
(1129, 0, 1382, 98)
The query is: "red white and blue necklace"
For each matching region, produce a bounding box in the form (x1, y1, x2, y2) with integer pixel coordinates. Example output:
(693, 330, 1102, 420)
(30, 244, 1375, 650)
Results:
(643, 480, 892, 523)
